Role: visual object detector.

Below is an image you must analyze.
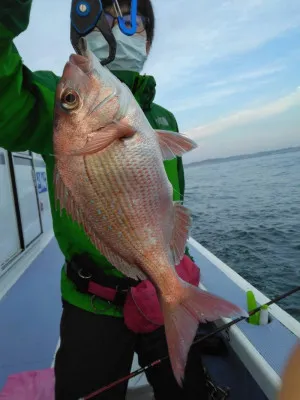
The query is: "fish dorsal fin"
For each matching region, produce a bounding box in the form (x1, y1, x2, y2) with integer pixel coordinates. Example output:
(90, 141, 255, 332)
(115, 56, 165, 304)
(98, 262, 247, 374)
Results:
(170, 202, 192, 265)
(156, 130, 197, 160)
(54, 165, 146, 281)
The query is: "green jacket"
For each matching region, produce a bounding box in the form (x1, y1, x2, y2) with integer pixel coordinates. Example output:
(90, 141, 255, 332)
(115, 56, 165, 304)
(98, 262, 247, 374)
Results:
(0, 1, 187, 317)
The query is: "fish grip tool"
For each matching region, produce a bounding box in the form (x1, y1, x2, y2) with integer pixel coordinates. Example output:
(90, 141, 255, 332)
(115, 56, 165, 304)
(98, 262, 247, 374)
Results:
(70, 0, 116, 65)
(70, 0, 139, 65)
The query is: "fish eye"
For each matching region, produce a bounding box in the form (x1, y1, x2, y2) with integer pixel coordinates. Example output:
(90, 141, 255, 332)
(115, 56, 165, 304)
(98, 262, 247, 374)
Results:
(61, 89, 80, 111)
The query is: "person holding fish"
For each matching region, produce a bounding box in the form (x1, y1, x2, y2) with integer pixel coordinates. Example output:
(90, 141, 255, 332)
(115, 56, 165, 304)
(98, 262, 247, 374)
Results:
(0, 0, 246, 399)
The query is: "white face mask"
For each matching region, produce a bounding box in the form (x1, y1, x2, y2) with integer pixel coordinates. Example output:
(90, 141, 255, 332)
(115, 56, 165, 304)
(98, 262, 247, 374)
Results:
(86, 25, 148, 73)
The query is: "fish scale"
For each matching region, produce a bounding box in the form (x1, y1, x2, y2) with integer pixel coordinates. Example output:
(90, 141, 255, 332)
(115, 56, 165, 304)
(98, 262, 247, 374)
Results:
(73, 143, 164, 273)
(91, 139, 167, 253)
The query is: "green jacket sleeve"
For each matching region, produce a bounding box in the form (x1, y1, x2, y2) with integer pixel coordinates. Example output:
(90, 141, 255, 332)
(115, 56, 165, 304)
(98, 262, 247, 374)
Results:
(0, 0, 59, 155)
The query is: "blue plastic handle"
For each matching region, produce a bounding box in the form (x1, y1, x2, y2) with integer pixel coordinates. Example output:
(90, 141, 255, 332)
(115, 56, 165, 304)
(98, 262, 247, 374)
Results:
(117, 0, 137, 36)
(71, 0, 103, 35)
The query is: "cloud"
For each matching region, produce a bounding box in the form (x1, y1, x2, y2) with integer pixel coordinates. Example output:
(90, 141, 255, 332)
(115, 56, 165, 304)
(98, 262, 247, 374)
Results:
(171, 87, 245, 112)
(170, 75, 276, 113)
(145, 0, 300, 95)
(206, 63, 285, 88)
(187, 89, 300, 140)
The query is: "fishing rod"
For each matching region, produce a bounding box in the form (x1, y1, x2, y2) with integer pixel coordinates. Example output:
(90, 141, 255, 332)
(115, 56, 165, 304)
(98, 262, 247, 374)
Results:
(81, 285, 300, 399)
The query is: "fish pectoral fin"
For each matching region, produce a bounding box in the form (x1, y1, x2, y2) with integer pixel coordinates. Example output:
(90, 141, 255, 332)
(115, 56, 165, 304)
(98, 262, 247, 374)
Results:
(156, 130, 197, 160)
(71, 120, 135, 156)
(170, 203, 192, 265)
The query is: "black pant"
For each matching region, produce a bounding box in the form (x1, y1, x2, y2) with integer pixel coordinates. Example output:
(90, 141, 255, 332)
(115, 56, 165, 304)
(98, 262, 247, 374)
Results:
(54, 301, 209, 400)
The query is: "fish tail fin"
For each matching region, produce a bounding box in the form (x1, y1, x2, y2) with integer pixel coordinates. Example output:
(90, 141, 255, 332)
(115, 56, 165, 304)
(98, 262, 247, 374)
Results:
(161, 282, 247, 386)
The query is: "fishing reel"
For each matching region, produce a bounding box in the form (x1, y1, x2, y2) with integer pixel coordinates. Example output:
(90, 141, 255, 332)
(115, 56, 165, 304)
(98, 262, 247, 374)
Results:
(70, 0, 138, 65)
(204, 367, 230, 400)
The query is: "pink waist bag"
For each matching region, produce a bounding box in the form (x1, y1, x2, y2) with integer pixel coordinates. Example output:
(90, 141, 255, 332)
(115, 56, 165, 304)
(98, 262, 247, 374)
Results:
(123, 255, 200, 333)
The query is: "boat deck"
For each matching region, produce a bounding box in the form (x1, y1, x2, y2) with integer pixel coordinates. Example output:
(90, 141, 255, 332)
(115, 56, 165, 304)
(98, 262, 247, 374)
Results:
(0, 236, 299, 399)
(0, 238, 62, 389)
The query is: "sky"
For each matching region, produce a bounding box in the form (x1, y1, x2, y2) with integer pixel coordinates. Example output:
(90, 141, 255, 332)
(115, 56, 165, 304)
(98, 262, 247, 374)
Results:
(14, 0, 300, 163)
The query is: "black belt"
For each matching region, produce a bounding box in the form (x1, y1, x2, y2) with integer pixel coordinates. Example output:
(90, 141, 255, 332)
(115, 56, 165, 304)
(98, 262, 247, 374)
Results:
(65, 253, 139, 306)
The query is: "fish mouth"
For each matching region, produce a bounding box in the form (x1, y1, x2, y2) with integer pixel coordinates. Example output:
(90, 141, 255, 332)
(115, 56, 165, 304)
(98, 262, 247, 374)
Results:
(68, 53, 92, 74)
(68, 38, 92, 73)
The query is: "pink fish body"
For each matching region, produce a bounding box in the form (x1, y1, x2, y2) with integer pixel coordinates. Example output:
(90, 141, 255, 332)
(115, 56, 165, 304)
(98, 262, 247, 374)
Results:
(53, 44, 246, 385)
